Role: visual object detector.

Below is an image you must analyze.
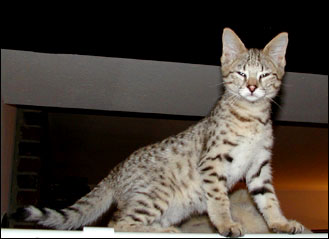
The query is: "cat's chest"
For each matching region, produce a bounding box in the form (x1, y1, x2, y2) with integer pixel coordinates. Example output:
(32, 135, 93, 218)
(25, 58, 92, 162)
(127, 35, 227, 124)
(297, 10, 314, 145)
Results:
(222, 129, 270, 188)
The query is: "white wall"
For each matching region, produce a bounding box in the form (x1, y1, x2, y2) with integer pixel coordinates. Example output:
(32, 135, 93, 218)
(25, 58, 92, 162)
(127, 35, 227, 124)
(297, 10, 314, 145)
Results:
(1, 49, 328, 124)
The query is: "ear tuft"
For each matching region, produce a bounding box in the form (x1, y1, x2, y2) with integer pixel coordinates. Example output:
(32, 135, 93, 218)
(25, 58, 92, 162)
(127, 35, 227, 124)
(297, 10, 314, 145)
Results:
(221, 28, 247, 65)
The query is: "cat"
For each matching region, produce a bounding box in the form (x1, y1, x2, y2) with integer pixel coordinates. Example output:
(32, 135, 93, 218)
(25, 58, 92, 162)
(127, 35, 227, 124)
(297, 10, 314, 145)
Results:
(16, 28, 305, 237)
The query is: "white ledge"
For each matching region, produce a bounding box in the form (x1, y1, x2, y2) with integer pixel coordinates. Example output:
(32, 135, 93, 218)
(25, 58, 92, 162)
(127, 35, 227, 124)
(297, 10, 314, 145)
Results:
(1, 227, 327, 238)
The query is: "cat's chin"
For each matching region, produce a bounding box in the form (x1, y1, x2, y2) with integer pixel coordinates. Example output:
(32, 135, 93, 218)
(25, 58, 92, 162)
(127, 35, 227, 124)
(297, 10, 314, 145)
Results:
(243, 95, 261, 102)
(240, 94, 266, 103)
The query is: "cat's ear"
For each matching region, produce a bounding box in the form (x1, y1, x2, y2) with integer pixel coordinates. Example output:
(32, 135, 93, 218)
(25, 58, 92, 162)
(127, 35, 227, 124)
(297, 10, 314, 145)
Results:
(221, 28, 247, 65)
(263, 32, 289, 68)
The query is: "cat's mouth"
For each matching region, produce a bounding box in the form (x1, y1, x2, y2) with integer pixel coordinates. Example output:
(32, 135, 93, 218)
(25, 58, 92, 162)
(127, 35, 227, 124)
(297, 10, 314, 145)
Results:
(239, 88, 266, 102)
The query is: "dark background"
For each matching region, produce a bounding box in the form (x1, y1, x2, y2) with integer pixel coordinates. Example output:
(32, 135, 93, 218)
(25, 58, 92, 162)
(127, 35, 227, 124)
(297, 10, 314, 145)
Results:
(1, 7, 327, 75)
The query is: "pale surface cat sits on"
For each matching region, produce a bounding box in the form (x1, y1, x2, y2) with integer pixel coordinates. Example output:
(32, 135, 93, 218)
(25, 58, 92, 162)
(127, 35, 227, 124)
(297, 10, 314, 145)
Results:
(179, 189, 311, 234)
(17, 28, 304, 237)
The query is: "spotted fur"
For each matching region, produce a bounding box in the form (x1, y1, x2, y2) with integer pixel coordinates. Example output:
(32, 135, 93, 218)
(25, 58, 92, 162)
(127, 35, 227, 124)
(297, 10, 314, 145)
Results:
(18, 28, 304, 236)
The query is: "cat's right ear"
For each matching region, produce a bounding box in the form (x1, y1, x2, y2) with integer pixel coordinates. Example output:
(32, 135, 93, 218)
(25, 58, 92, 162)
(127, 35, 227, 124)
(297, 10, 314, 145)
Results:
(263, 32, 288, 68)
(221, 28, 247, 66)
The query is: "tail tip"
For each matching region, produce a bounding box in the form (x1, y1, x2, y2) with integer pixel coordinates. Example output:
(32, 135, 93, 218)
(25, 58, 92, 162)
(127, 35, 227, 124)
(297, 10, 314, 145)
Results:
(10, 207, 32, 221)
(10, 206, 43, 222)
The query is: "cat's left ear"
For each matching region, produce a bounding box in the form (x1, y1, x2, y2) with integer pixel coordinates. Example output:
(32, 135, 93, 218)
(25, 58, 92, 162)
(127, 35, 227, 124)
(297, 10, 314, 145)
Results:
(263, 32, 289, 68)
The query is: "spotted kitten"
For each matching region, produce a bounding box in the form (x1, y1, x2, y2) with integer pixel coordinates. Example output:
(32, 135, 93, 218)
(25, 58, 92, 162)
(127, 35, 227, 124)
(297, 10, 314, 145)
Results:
(19, 28, 304, 237)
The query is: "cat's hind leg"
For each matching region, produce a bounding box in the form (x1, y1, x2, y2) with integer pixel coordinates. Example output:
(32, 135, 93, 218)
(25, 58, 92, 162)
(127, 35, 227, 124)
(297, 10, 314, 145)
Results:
(108, 203, 180, 233)
(109, 218, 180, 233)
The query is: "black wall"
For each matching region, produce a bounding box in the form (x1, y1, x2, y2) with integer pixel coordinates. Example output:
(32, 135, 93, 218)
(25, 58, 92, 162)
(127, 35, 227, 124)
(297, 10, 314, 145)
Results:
(2, 9, 327, 75)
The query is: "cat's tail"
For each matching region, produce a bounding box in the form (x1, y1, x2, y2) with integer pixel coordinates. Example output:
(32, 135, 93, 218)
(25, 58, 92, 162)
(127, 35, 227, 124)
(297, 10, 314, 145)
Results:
(13, 175, 115, 230)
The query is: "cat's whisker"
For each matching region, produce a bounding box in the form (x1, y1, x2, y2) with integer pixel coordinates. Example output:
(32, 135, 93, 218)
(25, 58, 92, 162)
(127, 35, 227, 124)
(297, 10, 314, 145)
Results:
(227, 94, 240, 107)
(266, 96, 282, 109)
(209, 81, 230, 88)
(225, 93, 238, 105)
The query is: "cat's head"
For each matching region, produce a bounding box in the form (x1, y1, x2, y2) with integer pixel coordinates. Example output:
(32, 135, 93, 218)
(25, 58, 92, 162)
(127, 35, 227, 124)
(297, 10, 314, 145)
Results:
(220, 28, 288, 103)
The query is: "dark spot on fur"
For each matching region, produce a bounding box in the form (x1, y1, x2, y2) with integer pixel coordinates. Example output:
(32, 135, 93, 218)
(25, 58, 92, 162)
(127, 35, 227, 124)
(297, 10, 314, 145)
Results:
(136, 191, 156, 201)
(151, 190, 170, 205)
(67, 206, 83, 215)
(172, 146, 178, 154)
(201, 166, 214, 172)
(263, 179, 272, 184)
(250, 160, 270, 180)
(254, 116, 270, 125)
(209, 172, 218, 177)
(160, 181, 168, 187)
(203, 179, 214, 184)
(207, 193, 214, 198)
(127, 214, 143, 223)
(250, 187, 273, 196)
(153, 203, 164, 215)
(217, 175, 227, 182)
(136, 200, 149, 208)
(134, 209, 154, 217)
(230, 109, 252, 122)
(155, 187, 170, 197)
(223, 139, 238, 146)
(224, 154, 233, 162)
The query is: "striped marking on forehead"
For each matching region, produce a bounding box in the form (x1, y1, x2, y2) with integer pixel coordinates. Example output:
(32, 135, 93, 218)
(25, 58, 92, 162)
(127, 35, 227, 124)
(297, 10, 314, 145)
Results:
(241, 49, 264, 71)
(247, 49, 261, 65)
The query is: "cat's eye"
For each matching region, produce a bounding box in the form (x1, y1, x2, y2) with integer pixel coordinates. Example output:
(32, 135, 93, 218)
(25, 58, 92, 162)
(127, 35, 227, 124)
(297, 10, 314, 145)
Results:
(260, 73, 270, 79)
(236, 71, 247, 77)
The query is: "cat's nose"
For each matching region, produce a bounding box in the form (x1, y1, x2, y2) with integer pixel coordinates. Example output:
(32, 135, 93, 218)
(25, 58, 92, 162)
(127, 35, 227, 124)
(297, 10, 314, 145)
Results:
(247, 85, 257, 93)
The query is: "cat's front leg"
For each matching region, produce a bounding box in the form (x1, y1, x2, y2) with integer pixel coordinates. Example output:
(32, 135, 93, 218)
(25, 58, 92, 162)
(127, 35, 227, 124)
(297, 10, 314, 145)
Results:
(199, 157, 244, 237)
(246, 158, 304, 234)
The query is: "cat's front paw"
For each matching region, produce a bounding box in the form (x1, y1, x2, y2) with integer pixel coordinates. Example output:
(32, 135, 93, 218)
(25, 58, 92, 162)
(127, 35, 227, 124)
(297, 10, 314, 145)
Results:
(216, 222, 244, 237)
(270, 220, 304, 234)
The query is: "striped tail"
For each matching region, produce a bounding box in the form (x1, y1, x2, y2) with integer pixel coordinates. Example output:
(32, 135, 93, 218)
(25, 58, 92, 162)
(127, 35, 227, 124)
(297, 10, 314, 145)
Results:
(17, 176, 114, 230)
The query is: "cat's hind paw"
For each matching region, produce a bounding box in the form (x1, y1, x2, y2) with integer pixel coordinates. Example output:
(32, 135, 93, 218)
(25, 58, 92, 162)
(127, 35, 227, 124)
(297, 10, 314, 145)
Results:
(270, 220, 304, 234)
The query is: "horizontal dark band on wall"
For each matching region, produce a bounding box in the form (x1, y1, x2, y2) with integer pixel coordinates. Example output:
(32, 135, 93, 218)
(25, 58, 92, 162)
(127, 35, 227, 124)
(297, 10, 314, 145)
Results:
(15, 104, 328, 128)
(312, 229, 328, 233)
